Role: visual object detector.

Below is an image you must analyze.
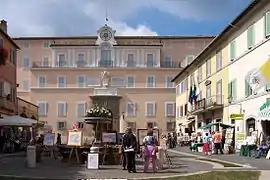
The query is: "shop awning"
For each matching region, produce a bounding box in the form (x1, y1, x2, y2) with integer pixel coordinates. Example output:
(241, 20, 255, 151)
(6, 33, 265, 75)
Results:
(182, 119, 195, 126)
(0, 115, 36, 126)
(198, 122, 234, 129)
(258, 106, 270, 121)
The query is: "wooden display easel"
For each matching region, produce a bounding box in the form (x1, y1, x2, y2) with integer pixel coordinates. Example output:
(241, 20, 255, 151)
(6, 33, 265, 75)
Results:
(68, 147, 80, 163)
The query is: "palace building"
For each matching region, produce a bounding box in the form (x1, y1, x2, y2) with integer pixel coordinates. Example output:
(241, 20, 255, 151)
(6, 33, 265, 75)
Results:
(14, 24, 213, 133)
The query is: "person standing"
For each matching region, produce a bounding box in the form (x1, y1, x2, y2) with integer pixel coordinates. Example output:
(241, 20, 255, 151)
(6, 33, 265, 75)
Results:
(202, 133, 210, 155)
(143, 129, 159, 173)
(122, 127, 137, 173)
(213, 130, 223, 155)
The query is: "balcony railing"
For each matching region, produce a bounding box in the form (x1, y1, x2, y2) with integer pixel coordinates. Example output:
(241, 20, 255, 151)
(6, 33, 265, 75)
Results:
(191, 98, 205, 112)
(31, 60, 181, 69)
(205, 95, 223, 108)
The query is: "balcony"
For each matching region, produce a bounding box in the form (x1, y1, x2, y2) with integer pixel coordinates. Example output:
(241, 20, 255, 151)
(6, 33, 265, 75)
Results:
(16, 97, 38, 119)
(0, 96, 16, 113)
(93, 88, 118, 96)
(31, 60, 181, 69)
(190, 98, 205, 115)
(205, 95, 223, 110)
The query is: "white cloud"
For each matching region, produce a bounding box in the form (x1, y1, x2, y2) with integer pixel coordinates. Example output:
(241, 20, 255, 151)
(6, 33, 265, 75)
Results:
(0, 0, 251, 37)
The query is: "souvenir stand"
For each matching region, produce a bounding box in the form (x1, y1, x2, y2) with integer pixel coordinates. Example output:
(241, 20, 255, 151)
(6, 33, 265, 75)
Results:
(84, 106, 120, 168)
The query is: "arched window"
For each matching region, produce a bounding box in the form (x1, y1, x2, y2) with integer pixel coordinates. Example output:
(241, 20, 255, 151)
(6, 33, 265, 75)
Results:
(99, 43, 113, 67)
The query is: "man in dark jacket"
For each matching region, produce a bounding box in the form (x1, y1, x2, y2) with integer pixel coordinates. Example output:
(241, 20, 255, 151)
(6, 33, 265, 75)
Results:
(122, 127, 137, 173)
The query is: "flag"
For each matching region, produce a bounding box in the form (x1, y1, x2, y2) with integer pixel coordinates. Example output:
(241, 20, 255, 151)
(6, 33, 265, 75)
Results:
(188, 85, 193, 104)
(248, 58, 270, 92)
(194, 85, 200, 104)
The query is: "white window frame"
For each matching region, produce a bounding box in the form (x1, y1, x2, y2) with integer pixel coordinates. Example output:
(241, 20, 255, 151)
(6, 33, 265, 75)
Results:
(57, 121, 67, 130)
(76, 101, 86, 118)
(57, 101, 67, 117)
(22, 57, 30, 68)
(111, 77, 125, 87)
(165, 101, 175, 117)
(76, 53, 86, 67)
(57, 53, 66, 67)
(127, 53, 136, 67)
(198, 65, 202, 82)
(126, 102, 136, 117)
(216, 50, 222, 71)
(145, 102, 156, 117)
(57, 76, 66, 88)
(146, 53, 154, 67)
(43, 41, 50, 48)
(42, 56, 49, 67)
(22, 79, 29, 91)
(37, 101, 47, 117)
(38, 75, 46, 88)
(126, 76, 135, 88)
(76, 75, 86, 87)
(146, 75, 156, 88)
(165, 76, 174, 88)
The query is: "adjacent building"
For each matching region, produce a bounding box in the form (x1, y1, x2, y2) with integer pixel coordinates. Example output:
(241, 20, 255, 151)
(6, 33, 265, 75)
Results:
(0, 20, 20, 116)
(172, 0, 270, 138)
(14, 24, 213, 133)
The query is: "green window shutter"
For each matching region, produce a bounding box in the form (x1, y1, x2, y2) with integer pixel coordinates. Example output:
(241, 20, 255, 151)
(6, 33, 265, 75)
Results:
(245, 78, 253, 97)
(230, 40, 236, 60)
(232, 80, 237, 101)
(265, 12, 270, 37)
(247, 26, 254, 49)
(228, 82, 232, 100)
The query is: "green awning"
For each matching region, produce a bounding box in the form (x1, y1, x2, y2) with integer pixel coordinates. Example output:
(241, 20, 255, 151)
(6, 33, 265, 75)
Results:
(198, 122, 233, 129)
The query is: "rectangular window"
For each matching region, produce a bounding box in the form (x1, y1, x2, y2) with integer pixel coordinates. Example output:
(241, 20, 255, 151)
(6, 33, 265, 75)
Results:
(198, 65, 202, 82)
(38, 76, 46, 88)
(57, 54, 66, 67)
(190, 73, 194, 87)
(22, 57, 30, 68)
(206, 59, 211, 77)
(146, 54, 154, 67)
(9, 48, 16, 65)
(230, 40, 236, 61)
(206, 85, 211, 106)
(77, 53, 85, 67)
(165, 102, 175, 117)
(111, 77, 125, 87)
(228, 79, 237, 102)
(38, 101, 47, 117)
(57, 121, 67, 130)
(57, 76, 66, 88)
(127, 54, 136, 67)
(216, 50, 222, 71)
(57, 102, 67, 117)
(76, 75, 86, 87)
(100, 49, 112, 67)
(216, 80, 222, 104)
(186, 55, 195, 65)
(126, 102, 136, 117)
(23, 41, 29, 48)
(77, 102, 86, 118)
(167, 122, 175, 132)
(42, 57, 49, 67)
(265, 12, 270, 37)
(247, 25, 255, 49)
(22, 79, 29, 90)
(245, 76, 253, 97)
(147, 75, 155, 88)
(180, 78, 187, 94)
(126, 76, 135, 88)
(145, 102, 156, 117)
(166, 76, 173, 88)
(43, 41, 50, 48)
(163, 56, 172, 68)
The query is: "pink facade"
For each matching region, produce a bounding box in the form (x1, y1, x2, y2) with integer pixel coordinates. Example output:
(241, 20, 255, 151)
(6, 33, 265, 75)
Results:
(15, 25, 213, 133)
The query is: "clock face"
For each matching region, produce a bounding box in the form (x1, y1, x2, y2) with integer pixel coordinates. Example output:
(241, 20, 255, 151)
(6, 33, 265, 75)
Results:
(100, 30, 112, 41)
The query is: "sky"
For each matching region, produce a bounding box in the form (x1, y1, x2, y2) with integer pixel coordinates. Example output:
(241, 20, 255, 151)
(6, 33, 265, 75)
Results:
(0, 0, 252, 37)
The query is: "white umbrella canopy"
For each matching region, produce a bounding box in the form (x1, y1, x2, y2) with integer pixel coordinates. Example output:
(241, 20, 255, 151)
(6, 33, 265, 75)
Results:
(0, 115, 36, 126)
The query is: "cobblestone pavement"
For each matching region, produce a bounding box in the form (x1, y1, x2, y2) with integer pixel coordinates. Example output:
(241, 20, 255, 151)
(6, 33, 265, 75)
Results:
(174, 146, 270, 170)
(0, 152, 214, 179)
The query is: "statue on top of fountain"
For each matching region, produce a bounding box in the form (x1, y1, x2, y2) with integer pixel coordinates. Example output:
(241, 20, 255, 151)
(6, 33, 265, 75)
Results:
(100, 71, 110, 88)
